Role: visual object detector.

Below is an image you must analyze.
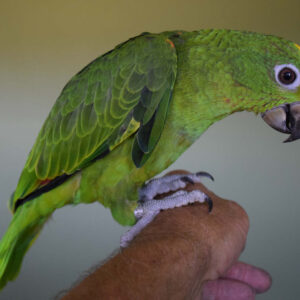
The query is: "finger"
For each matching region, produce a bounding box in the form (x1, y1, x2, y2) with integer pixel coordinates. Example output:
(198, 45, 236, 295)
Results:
(223, 261, 272, 293)
(202, 278, 255, 300)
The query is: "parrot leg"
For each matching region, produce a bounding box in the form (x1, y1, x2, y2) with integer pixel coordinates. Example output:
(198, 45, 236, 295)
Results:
(139, 172, 214, 201)
(120, 172, 213, 248)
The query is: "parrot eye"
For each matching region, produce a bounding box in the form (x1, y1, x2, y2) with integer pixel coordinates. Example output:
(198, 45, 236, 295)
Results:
(274, 64, 300, 90)
(278, 68, 296, 84)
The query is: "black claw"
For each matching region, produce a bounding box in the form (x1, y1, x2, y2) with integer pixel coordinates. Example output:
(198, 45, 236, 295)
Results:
(181, 176, 195, 185)
(205, 196, 213, 212)
(196, 171, 214, 181)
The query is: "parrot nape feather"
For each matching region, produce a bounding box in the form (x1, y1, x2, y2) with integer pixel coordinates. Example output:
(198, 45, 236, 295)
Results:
(0, 29, 300, 289)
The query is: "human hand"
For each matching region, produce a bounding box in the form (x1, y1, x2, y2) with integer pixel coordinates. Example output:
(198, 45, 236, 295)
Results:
(61, 170, 272, 300)
(158, 170, 272, 299)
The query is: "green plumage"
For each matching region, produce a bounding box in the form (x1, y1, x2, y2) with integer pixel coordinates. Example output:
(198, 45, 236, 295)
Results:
(12, 33, 177, 203)
(1, 29, 300, 289)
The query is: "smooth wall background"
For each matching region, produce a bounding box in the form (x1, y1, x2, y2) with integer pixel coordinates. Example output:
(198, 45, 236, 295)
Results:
(0, 0, 299, 299)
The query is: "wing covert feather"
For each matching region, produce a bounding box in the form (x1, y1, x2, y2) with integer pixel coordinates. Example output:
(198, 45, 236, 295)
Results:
(12, 32, 177, 206)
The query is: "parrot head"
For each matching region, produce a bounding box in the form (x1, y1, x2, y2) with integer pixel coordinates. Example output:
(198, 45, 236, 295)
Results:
(261, 57, 300, 142)
(192, 30, 300, 141)
(249, 38, 300, 143)
(178, 30, 300, 141)
(225, 32, 300, 142)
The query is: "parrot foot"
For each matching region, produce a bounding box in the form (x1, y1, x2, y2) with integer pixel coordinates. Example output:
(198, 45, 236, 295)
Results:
(138, 171, 214, 201)
(120, 188, 212, 248)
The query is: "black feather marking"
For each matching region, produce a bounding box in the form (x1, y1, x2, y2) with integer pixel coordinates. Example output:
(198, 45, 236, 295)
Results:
(14, 174, 72, 212)
(132, 137, 151, 168)
(14, 149, 110, 212)
(133, 87, 152, 123)
(136, 112, 156, 153)
(140, 86, 153, 108)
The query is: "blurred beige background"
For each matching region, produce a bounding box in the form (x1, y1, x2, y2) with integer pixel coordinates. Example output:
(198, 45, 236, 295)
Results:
(0, 0, 299, 299)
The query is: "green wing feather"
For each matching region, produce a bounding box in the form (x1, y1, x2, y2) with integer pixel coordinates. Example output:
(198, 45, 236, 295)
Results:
(11, 33, 177, 210)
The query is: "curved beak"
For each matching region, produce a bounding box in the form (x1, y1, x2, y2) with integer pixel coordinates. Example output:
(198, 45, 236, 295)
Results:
(261, 102, 300, 143)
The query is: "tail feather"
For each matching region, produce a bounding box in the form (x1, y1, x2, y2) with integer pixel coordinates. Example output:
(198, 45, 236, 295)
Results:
(0, 201, 49, 289)
(0, 173, 81, 290)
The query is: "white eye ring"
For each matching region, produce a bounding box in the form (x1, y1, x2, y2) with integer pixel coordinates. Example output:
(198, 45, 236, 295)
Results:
(274, 64, 300, 91)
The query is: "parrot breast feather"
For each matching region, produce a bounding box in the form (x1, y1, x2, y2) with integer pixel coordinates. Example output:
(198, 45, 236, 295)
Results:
(11, 33, 177, 210)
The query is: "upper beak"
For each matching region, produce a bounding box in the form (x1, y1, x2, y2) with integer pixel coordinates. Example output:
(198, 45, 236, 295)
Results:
(261, 102, 300, 143)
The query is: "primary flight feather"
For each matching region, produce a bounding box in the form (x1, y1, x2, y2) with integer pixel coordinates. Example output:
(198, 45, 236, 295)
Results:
(1, 29, 300, 289)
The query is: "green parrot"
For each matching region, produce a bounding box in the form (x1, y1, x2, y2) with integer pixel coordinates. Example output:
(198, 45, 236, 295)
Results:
(0, 29, 300, 289)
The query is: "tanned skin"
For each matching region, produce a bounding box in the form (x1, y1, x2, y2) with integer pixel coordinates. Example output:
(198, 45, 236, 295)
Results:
(61, 171, 272, 299)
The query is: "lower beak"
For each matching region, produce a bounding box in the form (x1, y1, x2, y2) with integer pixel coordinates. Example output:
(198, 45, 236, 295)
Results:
(261, 102, 300, 143)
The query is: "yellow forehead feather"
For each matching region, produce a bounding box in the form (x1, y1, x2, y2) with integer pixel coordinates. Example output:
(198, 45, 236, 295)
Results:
(295, 43, 300, 51)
